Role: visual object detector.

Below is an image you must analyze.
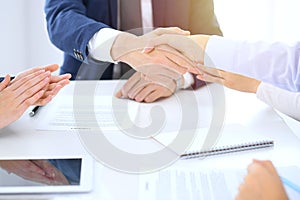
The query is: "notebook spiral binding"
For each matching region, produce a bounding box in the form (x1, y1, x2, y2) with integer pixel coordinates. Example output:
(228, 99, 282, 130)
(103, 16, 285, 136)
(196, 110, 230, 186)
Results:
(181, 140, 274, 159)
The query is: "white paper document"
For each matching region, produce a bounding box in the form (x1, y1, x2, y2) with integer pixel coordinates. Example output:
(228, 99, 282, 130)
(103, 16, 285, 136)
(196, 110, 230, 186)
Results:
(139, 166, 300, 200)
(36, 96, 127, 131)
(36, 93, 209, 132)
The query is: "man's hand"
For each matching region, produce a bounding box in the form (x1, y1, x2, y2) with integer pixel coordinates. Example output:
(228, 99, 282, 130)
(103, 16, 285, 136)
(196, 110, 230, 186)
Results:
(111, 27, 197, 73)
(236, 160, 288, 200)
(0, 160, 69, 185)
(111, 28, 200, 103)
(196, 65, 261, 93)
(115, 71, 178, 103)
(111, 27, 190, 60)
(144, 34, 208, 67)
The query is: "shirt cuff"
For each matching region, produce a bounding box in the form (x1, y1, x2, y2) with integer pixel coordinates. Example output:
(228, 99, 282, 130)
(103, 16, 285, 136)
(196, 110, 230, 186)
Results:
(204, 35, 239, 72)
(88, 28, 122, 63)
(256, 82, 272, 102)
(181, 72, 194, 89)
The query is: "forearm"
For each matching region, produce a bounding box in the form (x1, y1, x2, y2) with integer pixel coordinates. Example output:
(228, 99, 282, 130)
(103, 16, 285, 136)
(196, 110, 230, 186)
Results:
(45, 0, 109, 60)
(188, 35, 210, 63)
(257, 82, 300, 121)
(194, 35, 300, 92)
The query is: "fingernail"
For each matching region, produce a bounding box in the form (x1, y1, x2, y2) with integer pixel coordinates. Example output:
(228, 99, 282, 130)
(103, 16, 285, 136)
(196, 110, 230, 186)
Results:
(39, 90, 45, 95)
(142, 47, 153, 53)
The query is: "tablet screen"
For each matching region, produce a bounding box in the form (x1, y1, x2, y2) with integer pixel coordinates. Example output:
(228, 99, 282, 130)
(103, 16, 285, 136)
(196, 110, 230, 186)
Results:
(0, 157, 93, 194)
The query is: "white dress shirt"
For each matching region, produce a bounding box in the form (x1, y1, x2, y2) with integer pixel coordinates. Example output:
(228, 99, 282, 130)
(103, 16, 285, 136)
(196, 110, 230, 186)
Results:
(205, 36, 300, 121)
(88, 0, 153, 63)
(88, 0, 193, 88)
(257, 82, 300, 121)
(205, 36, 300, 92)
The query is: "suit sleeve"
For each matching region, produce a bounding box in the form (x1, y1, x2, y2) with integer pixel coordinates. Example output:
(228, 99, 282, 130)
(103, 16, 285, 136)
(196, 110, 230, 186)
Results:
(256, 82, 300, 121)
(44, 0, 110, 61)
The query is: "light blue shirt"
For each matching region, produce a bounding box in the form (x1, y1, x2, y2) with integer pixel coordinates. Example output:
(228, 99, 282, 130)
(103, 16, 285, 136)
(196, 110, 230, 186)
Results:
(205, 36, 300, 92)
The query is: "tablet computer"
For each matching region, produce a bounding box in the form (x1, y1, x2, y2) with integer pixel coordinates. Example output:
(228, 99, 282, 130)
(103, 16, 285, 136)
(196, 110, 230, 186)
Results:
(0, 155, 94, 194)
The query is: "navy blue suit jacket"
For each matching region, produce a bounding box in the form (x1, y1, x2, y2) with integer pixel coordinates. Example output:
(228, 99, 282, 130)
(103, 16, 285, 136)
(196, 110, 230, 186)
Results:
(45, 0, 222, 80)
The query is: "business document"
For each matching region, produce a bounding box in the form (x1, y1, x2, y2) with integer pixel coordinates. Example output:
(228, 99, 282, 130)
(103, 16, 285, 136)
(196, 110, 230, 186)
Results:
(139, 166, 300, 200)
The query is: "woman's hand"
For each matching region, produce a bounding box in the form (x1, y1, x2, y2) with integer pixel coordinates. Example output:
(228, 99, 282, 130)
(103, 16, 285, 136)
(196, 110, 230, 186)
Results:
(196, 65, 261, 93)
(236, 160, 288, 200)
(0, 64, 71, 128)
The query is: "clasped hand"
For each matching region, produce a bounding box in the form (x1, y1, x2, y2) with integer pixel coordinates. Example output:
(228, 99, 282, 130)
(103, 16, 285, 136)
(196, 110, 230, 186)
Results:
(111, 27, 204, 102)
(0, 160, 69, 185)
(0, 64, 71, 128)
(112, 29, 262, 101)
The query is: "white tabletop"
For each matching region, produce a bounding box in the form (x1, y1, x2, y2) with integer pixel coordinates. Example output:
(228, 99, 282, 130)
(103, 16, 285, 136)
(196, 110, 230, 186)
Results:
(0, 80, 299, 200)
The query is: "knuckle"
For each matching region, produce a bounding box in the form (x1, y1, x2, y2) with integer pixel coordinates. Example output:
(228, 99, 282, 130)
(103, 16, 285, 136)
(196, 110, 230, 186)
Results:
(24, 99, 33, 107)
(24, 89, 34, 97)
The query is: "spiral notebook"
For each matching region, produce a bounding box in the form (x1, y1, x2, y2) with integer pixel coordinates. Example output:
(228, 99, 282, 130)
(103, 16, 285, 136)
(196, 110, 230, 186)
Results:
(154, 124, 274, 159)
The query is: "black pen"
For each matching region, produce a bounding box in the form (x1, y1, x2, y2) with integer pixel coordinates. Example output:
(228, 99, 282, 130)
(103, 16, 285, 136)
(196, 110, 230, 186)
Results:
(29, 106, 41, 117)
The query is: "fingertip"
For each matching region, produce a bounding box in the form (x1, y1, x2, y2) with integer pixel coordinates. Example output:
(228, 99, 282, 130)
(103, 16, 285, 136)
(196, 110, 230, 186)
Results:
(45, 64, 59, 72)
(64, 73, 72, 79)
(38, 90, 46, 96)
(115, 90, 122, 98)
(134, 97, 143, 102)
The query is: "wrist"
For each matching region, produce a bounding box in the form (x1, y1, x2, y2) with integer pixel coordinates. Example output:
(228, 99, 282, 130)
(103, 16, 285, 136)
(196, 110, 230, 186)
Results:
(189, 35, 210, 64)
(88, 28, 121, 63)
(252, 80, 261, 93)
(111, 32, 138, 61)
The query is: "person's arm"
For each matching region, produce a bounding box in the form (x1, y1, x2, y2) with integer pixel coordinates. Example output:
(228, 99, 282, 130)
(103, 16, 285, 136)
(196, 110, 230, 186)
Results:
(45, 0, 194, 67)
(147, 34, 300, 92)
(196, 65, 300, 121)
(45, 0, 111, 62)
(256, 82, 300, 121)
(203, 36, 300, 92)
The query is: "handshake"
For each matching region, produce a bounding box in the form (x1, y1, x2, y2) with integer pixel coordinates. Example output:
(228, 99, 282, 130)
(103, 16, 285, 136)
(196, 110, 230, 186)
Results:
(97, 27, 211, 103)
(104, 27, 261, 102)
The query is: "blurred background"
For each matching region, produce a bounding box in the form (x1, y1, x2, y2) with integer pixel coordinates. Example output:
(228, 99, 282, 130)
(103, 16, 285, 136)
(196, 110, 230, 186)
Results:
(1, 0, 300, 74)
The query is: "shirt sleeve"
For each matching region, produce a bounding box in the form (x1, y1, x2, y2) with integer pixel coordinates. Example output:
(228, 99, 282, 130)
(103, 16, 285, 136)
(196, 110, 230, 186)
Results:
(205, 36, 300, 92)
(256, 82, 300, 121)
(88, 28, 121, 63)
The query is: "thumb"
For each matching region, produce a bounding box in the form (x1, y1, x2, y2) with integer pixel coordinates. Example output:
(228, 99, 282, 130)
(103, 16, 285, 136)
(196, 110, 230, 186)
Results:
(144, 34, 202, 64)
(44, 64, 59, 72)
